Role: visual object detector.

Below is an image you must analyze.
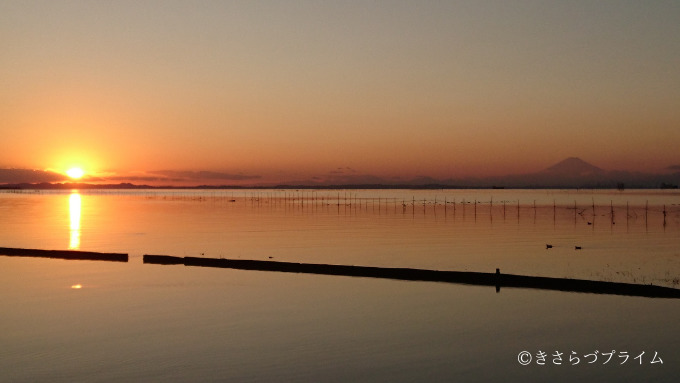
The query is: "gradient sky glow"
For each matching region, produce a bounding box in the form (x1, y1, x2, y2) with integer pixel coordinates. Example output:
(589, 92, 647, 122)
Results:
(2, 0, 679, 185)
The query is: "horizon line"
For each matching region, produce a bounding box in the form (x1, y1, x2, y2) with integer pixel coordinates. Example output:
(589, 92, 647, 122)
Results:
(1, 181, 678, 191)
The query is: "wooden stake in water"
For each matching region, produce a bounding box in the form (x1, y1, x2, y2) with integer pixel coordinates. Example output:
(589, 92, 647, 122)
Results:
(592, 197, 595, 218)
(488, 196, 493, 218)
(663, 204, 667, 226)
(645, 200, 649, 224)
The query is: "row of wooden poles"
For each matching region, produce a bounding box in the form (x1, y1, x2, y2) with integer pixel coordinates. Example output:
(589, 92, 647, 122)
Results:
(2, 189, 675, 224)
(237, 191, 674, 225)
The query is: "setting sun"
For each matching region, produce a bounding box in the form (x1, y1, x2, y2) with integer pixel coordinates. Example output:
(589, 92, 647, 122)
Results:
(66, 167, 85, 179)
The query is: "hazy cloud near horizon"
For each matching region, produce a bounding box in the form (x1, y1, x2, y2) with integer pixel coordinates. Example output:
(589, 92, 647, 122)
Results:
(0, 169, 68, 184)
(101, 175, 179, 183)
(329, 167, 357, 175)
(149, 170, 262, 182)
(2, 158, 679, 187)
(0, 168, 262, 185)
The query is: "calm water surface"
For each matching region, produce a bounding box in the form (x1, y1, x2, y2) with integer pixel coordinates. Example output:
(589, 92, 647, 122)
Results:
(1, 189, 679, 382)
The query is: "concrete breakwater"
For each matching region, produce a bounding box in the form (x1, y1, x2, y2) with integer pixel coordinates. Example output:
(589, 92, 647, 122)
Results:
(2, 246, 677, 298)
(143, 254, 680, 299)
(0, 247, 128, 262)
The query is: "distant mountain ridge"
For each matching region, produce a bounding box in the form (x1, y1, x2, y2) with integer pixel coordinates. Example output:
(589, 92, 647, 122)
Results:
(274, 157, 678, 189)
(470, 157, 679, 189)
(1, 158, 679, 189)
(544, 157, 603, 176)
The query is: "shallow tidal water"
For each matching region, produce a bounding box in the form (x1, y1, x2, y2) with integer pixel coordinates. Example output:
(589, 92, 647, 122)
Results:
(1, 189, 679, 382)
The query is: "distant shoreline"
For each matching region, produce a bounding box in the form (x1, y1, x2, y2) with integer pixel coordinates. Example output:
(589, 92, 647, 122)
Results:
(0, 182, 677, 190)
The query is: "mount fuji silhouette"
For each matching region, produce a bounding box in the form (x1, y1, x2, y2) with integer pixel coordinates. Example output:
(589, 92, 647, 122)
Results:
(469, 157, 678, 188)
(293, 157, 679, 188)
(544, 157, 604, 176)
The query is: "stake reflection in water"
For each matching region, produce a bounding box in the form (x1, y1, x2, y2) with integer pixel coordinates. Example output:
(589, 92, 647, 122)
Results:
(69, 192, 81, 249)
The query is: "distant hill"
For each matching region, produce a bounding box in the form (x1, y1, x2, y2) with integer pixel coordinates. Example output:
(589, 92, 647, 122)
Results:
(481, 157, 679, 188)
(0, 182, 156, 190)
(2, 158, 679, 189)
(544, 157, 604, 176)
(273, 158, 679, 188)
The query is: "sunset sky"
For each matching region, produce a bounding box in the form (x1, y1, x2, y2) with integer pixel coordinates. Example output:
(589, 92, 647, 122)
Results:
(2, 1, 679, 185)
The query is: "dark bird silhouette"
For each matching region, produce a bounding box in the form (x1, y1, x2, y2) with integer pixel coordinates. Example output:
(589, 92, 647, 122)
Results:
(546, 244, 553, 249)
(575, 246, 582, 250)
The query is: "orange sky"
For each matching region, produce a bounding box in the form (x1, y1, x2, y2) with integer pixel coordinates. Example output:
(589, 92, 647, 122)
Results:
(1, 1, 679, 185)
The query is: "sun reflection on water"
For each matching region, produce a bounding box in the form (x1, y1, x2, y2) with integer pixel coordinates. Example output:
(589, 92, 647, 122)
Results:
(69, 192, 81, 249)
